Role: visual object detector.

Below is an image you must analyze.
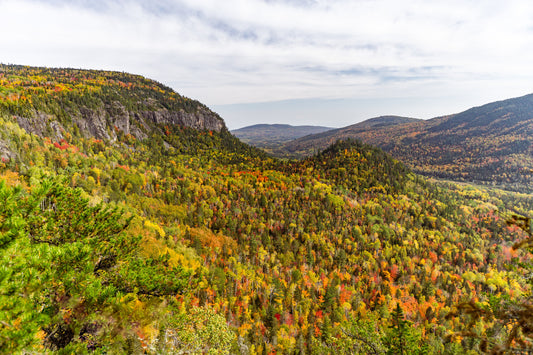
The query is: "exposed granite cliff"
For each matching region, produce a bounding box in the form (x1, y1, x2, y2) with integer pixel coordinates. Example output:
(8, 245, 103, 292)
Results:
(0, 139, 15, 162)
(15, 101, 226, 142)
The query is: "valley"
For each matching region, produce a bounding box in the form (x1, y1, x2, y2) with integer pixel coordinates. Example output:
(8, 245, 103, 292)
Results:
(231, 124, 334, 155)
(248, 95, 533, 193)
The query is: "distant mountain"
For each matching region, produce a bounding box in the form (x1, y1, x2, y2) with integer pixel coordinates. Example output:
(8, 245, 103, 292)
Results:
(282, 95, 533, 191)
(231, 123, 334, 152)
(281, 116, 420, 155)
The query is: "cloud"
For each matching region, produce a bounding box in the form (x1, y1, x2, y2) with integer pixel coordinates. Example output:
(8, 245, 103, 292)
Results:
(1, 0, 533, 127)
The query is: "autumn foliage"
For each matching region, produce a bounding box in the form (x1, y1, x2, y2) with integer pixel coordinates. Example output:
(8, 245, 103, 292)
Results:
(0, 64, 532, 353)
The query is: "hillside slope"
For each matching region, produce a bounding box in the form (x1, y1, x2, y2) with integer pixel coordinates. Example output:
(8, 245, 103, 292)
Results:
(0, 65, 532, 354)
(283, 95, 533, 191)
(0, 64, 225, 161)
(282, 116, 420, 155)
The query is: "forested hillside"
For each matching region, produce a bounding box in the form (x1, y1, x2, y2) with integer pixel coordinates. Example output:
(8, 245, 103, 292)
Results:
(0, 65, 532, 354)
(0, 64, 224, 148)
(282, 95, 533, 192)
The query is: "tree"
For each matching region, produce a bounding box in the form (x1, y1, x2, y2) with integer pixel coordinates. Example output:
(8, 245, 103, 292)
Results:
(384, 304, 423, 355)
(0, 179, 192, 352)
(340, 314, 386, 355)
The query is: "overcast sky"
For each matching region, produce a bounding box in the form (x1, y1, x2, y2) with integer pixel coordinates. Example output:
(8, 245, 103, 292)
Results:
(1, 0, 533, 129)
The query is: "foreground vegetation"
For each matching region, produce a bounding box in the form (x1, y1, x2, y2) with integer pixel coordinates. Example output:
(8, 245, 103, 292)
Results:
(0, 65, 532, 353)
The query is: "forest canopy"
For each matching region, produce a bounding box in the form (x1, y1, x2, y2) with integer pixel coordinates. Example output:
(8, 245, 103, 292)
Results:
(0, 64, 532, 354)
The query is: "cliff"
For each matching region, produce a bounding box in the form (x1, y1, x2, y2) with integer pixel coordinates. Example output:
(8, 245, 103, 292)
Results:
(0, 64, 226, 143)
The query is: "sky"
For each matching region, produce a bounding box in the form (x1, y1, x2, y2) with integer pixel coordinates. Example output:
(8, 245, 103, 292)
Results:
(1, 0, 533, 129)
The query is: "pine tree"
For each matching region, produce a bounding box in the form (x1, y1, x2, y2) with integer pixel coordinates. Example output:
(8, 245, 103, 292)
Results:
(385, 303, 422, 355)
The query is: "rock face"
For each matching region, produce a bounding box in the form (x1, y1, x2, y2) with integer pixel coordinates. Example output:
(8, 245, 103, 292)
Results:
(0, 139, 16, 161)
(139, 107, 225, 132)
(16, 113, 65, 141)
(15, 102, 226, 142)
(77, 107, 111, 140)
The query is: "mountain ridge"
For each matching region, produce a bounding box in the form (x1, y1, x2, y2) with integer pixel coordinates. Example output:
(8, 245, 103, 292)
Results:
(0, 64, 225, 146)
(281, 93, 533, 191)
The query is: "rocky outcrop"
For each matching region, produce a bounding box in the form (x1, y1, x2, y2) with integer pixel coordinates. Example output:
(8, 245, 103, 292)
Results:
(76, 107, 112, 140)
(14, 101, 226, 142)
(0, 139, 15, 162)
(16, 113, 65, 141)
(108, 102, 131, 135)
(138, 107, 225, 132)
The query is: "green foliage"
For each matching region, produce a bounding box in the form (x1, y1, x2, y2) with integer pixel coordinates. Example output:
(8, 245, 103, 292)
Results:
(25, 180, 132, 247)
(0, 180, 194, 352)
(160, 306, 238, 354)
(0, 180, 24, 247)
(304, 139, 410, 194)
(339, 315, 386, 354)
(384, 304, 423, 355)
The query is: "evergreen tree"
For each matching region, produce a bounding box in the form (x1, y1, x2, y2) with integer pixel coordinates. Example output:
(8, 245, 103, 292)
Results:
(385, 304, 422, 355)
